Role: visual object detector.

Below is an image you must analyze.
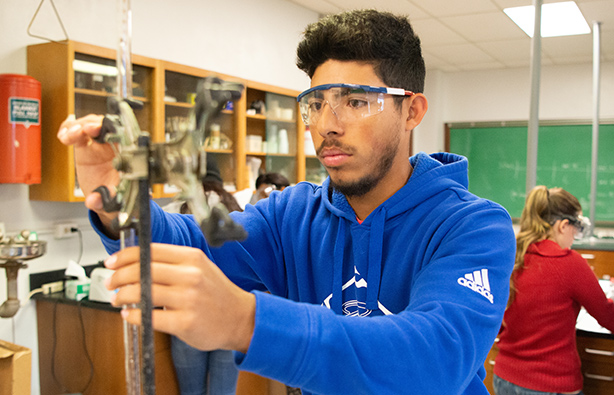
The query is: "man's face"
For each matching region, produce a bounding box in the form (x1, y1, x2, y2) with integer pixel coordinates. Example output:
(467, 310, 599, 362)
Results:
(309, 60, 410, 197)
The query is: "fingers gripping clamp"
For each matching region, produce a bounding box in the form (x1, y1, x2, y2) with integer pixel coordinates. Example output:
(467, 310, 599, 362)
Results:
(93, 97, 149, 231)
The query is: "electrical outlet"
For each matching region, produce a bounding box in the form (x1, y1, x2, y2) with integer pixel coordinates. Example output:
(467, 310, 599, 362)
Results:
(42, 281, 64, 294)
(54, 223, 78, 239)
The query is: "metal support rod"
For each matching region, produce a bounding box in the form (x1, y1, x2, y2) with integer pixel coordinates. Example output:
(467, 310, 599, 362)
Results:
(589, 21, 601, 236)
(526, 0, 542, 193)
(138, 134, 155, 395)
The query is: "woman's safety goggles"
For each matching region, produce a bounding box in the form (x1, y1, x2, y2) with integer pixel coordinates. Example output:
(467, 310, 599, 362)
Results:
(297, 83, 414, 126)
(553, 215, 592, 240)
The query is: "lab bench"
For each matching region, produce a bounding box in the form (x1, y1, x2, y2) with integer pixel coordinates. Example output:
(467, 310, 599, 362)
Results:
(33, 293, 285, 395)
(484, 247, 614, 395)
(34, 293, 180, 394)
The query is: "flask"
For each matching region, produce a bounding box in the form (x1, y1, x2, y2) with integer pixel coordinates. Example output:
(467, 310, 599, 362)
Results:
(209, 124, 221, 149)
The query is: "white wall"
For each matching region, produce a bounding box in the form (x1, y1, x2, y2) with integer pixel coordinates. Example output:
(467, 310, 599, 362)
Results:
(414, 61, 614, 154)
(0, 1, 318, 393)
(429, 62, 613, 128)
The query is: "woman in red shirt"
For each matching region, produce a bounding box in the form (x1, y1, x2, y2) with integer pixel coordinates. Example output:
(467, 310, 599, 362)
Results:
(494, 186, 614, 395)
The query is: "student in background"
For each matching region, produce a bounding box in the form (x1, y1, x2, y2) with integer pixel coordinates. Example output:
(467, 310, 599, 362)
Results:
(164, 156, 242, 215)
(494, 186, 614, 395)
(58, 9, 516, 394)
(163, 156, 241, 395)
(249, 172, 290, 205)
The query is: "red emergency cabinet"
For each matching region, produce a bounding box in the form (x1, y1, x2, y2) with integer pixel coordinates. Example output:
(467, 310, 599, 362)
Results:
(0, 74, 42, 184)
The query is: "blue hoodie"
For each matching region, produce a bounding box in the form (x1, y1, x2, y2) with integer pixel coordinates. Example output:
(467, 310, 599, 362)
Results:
(92, 152, 515, 394)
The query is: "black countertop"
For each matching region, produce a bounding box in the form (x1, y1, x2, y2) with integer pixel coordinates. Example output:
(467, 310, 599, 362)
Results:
(573, 238, 614, 251)
(32, 291, 120, 313)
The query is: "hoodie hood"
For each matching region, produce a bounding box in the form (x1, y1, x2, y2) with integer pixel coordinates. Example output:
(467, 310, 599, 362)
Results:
(320, 151, 470, 313)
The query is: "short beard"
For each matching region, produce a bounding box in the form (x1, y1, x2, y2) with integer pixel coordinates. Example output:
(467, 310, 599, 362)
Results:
(329, 139, 397, 198)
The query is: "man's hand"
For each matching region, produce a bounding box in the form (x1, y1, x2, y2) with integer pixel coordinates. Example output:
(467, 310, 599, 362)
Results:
(104, 243, 256, 354)
(57, 114, 120, 232)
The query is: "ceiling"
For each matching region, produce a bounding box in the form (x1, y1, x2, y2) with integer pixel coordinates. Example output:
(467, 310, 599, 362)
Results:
(285, 0, 614, 72)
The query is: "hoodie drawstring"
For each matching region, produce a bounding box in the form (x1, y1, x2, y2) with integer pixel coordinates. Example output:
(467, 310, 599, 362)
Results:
(332, 219, 346, 313)
(367, 207, 386, 311)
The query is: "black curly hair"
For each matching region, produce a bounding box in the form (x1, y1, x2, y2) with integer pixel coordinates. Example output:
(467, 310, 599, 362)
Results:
(296, 9, 426, 101)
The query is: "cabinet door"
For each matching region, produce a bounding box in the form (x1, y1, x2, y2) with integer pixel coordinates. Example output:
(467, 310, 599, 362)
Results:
(574, 249, 614, 279)
(27, 41, 156, 202)
(264, 92, 298, 184)
(305, 152, 328, 185)
(161, 69, 237, 196)
(577, 334, 614, 394)
(73, 53, 154, 197)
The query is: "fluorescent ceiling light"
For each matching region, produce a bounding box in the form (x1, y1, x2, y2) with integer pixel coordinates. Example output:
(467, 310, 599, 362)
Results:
(504, 1, 590, 38)
(73, 59, 118, 77)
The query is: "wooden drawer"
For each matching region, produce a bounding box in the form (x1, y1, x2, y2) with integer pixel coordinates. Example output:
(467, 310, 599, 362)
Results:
(578, 335, 614, 365)
(577, 334, 614, 394)
(583, 374, 614, 395)
(575, 249, 614, 279)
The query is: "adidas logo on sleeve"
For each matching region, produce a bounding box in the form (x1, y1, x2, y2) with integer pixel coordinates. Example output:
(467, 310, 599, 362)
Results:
(457, 269, 494, 304)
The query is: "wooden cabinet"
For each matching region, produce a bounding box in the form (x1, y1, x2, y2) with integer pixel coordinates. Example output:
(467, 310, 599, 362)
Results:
(484, 334, 614, 395)
(35, 297, 287, 395)
(243, 80, 306, 189)
(27, 41, 158, 201)
(26, 40, 315, 201)
(577, 333, 614, 394)
(574, 249, 614, 279)
(35, 298, 180, 395)
(155, 61, 243, 197)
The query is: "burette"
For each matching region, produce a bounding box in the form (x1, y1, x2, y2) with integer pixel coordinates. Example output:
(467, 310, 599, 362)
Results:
(97, 1, 247, 393)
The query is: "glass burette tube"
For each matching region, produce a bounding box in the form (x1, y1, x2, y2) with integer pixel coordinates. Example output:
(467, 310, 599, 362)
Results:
(120, 227, 141, 395)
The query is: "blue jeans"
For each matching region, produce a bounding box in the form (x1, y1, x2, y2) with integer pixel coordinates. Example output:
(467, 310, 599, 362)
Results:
(493, 374, 584, 395)
(171, 336, 239, 395)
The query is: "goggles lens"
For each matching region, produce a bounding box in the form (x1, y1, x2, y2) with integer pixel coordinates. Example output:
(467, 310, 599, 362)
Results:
(554, 215, 591, 240)
(297, 83, 413, 126)
(573, 215, 591, 240)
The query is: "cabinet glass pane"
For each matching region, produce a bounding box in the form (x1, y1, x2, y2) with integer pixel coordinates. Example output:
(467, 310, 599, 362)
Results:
(73, 53, 153, 197)
(263, 92, 297, 183)
(265, 92, 296, 155)
(306, 157, 327, 185)
(265, 156, 296, 185)
(164, 71, 202, 104)
(73, 53, 152, 130)
(73, 53, 151, 99)
(163, 70, 236, 192)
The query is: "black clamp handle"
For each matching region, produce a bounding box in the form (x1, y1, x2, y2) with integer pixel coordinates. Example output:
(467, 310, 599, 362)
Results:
(201, 207, 248, 247)
(93, 116, 117, 144)
(93, 185, 122, 212)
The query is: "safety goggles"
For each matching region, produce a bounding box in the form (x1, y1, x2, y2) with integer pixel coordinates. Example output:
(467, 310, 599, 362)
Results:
(297, 83, 414, 126)
(552, 215, 591, 240)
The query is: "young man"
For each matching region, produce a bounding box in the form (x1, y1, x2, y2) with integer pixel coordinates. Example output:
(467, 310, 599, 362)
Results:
(57, 10, 515, 394)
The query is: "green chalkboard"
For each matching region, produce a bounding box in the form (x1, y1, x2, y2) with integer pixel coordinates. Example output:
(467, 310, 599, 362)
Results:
(449, 124, 614, 222)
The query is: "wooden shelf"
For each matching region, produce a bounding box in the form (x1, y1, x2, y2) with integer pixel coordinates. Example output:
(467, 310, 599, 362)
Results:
(245, 152, 296, 157)
(246, 113, 267, 121)
(267, 117, 297, 123)
(75, 88, 149, 102)
(164, 101, 193, 108)
(206, 148, 233, 154)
